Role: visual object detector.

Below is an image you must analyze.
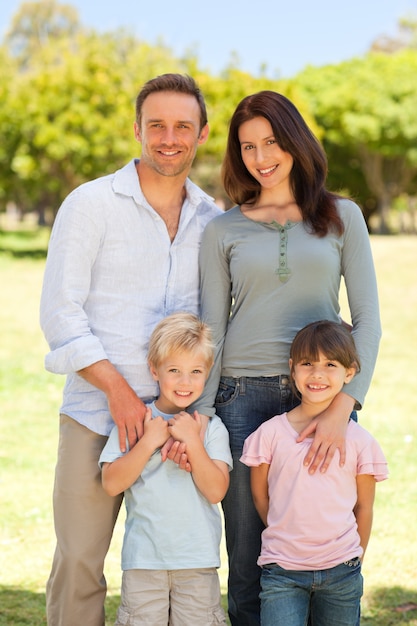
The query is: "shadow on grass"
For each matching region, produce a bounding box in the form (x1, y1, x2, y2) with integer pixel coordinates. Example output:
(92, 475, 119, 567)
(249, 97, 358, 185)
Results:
(361, 586, 417, 625)
(6, 585, 416, 625)
(0, 586, 46, 626)
(0, 228, 49, 259)
(0, 247, 47, 259)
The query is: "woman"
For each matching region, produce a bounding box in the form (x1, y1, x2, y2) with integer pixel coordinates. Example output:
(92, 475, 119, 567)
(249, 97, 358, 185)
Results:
(196, 91, 381, 625)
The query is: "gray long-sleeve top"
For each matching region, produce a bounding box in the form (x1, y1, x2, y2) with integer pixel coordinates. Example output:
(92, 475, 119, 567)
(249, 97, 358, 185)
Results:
(196, 199, 381, 416)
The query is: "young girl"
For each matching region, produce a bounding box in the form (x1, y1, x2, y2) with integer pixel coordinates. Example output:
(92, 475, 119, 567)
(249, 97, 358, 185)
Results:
(240, 320, 388, 626)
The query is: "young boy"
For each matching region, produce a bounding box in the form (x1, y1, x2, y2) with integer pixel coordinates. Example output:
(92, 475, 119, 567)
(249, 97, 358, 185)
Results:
(241, 320, 388, 626)
(99, 312, 232, 625)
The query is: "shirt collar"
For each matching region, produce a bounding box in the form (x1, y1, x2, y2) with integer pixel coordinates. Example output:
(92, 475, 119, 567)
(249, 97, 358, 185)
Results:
(112, 159, 214, 210)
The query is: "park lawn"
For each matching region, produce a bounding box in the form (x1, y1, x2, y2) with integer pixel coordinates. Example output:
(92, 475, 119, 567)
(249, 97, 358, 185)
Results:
(0, 231, 416, 625)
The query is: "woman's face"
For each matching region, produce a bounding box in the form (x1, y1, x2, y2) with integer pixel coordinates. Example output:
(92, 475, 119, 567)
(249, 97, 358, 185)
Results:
(238, 116, 293, 191)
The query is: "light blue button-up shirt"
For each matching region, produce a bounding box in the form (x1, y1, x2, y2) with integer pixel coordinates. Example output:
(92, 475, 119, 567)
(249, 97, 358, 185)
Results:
(40, 159, 221, 435)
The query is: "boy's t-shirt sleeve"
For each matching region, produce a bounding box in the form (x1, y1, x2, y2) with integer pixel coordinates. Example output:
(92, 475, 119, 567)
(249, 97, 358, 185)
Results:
(205, 415, 233, 471)
(98, 424, 124, 468)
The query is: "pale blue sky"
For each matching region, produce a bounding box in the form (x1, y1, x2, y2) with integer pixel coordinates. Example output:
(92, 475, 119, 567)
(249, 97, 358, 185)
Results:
(1, 0, 416, 77)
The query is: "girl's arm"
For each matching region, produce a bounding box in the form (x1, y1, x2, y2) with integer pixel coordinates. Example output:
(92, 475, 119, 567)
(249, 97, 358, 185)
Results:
(250, 463, 270, 526)
(354, 474, 376, 561)
(168, 411, 229, 504)
(101, 408, 169, 496)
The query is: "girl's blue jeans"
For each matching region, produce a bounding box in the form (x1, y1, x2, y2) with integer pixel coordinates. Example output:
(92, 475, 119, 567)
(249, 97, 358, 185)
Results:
(260, 559, 363, 626)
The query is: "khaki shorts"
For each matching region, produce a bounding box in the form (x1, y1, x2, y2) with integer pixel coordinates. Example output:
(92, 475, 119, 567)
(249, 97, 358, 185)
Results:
(115, 568, 227, 625)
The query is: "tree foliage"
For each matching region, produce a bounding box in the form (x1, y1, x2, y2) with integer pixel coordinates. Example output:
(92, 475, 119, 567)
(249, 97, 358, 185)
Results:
(1, 2, 416, 232)
(296, 49, 417, 231)
(5, 0, 81, 66)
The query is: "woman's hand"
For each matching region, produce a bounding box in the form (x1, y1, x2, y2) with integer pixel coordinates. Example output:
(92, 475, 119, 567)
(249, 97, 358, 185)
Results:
(297, 392, 355, 473)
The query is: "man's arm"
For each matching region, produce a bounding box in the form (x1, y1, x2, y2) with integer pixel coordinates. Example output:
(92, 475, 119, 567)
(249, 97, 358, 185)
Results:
(78, 359, 147, 451)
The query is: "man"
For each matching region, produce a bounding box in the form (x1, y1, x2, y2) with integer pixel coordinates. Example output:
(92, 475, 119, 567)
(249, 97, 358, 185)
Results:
(40, 73, 222, 626)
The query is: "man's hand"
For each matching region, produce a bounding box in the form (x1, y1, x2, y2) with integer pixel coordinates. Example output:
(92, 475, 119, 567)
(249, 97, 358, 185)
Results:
(77, 359, 147, 452)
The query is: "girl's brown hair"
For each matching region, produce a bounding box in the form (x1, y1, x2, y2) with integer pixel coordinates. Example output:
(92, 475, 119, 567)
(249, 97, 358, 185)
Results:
(290, 320, 361, 374)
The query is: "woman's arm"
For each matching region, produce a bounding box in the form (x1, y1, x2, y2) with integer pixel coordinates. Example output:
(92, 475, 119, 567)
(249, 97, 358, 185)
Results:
(193, 219, 232, 417)
(298, 201, 381, 474)
(250, 463, 270, 526)
(297, 391, 355, 473)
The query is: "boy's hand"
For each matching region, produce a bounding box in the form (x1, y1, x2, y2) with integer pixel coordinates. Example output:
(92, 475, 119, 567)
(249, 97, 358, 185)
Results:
(162, 410, 205, 472)
(168, 410, 201, 442)
(142, 407, 170, 450)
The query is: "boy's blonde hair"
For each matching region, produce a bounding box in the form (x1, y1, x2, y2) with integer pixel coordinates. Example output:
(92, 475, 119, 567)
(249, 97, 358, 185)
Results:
(148, 312, 214, 369)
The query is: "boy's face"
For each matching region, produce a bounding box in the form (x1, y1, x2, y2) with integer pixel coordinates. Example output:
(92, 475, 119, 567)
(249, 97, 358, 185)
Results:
(149, 349, 210, 414)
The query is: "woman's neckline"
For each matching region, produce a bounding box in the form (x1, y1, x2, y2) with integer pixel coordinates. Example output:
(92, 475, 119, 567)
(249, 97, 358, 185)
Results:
(238, 202, 302, 227)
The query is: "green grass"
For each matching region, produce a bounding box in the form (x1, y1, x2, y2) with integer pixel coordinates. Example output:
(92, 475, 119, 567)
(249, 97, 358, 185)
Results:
(1, 229, 416, 625)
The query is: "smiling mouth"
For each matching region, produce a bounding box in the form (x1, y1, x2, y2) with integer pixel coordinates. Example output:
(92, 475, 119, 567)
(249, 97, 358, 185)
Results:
(307, 384, 328, 390)
(159, 149, 181, 157)
(175, 391, 192, 397)
(258, 165, 277, 175)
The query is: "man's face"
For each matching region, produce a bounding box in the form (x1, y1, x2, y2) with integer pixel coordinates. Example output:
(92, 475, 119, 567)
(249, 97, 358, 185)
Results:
(134, 91, 208, 178)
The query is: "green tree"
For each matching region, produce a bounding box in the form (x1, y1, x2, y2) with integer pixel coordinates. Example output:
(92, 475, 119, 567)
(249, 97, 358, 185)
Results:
(5, 0, 81, 67)
(297, 49, 417, 232)
(2, 25, 186, 222)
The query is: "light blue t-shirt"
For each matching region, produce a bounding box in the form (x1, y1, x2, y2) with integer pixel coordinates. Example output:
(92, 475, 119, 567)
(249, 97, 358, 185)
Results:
(99, 403, 232, 570)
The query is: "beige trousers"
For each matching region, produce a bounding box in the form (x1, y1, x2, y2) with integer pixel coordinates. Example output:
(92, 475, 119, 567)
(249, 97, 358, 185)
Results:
(115, 568, 227, 625)
(46, 414, 123, 626)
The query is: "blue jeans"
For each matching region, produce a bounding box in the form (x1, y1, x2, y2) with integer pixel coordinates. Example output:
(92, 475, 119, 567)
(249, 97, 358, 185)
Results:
(260, 559, 363, 626)
(215, 375, 299, 626)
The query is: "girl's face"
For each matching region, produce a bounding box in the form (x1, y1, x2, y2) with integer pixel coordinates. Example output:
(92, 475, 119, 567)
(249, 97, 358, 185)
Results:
(290, 351, 356, 408)
(238, 116, 293, 192)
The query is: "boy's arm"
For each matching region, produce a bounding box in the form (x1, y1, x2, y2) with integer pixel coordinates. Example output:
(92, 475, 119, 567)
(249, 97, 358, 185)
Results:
(101, 408, 169, 497)
(250, 464, 270, 526)
(353, 474, 376, 561)
(168, 411, 229, 504)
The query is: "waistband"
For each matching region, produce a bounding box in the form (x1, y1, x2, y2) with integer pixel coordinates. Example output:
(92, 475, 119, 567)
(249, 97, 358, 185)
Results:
(221, 374, 290, 385)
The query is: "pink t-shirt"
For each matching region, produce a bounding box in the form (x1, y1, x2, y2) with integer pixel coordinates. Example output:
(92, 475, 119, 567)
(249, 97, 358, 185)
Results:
(240, 414, 388, 571)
